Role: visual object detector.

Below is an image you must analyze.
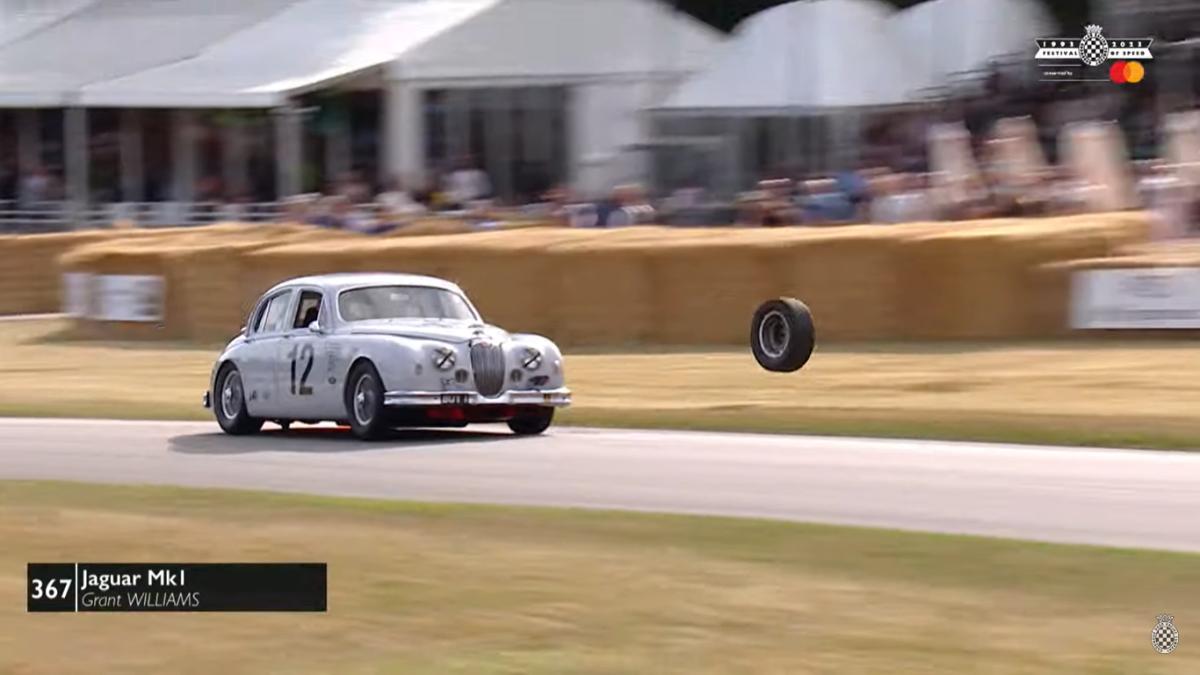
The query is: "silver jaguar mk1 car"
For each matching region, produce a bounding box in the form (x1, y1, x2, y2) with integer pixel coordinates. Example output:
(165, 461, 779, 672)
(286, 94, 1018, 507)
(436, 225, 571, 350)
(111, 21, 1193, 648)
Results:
(203, 273, 571, 440)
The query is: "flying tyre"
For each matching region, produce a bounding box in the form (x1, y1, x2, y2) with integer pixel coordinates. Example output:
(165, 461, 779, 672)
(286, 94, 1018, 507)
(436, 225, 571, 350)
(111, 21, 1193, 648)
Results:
(750, 297, 815, 373)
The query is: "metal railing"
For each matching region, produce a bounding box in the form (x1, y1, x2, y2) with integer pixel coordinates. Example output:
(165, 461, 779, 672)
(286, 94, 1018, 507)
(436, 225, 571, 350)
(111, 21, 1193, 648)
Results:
(0, 201, 286, 233)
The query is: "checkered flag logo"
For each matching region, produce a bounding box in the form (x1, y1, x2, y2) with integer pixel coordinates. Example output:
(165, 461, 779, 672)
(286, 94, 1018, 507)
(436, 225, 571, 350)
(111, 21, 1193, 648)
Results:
(1152, 614, 1179, 654)
(1079, 24, 1108, 66)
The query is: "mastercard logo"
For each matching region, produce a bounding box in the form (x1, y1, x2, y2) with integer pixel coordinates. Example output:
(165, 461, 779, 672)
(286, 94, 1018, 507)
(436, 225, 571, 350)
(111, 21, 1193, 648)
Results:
(1109, 60, 1145, 84)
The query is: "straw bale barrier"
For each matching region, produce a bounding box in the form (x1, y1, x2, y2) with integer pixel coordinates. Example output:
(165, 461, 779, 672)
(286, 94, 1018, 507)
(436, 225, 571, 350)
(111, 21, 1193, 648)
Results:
(48, 213, 1152, 345)
(1033, 236, 1200, 337)
(58, 224, 364, 341)
(0, 227, 187, 315)
(894, 213, 1150, 339)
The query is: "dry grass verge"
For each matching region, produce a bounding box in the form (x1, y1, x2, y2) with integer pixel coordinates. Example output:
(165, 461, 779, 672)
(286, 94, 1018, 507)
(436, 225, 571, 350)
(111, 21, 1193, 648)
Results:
(2, 481, 1197, 674)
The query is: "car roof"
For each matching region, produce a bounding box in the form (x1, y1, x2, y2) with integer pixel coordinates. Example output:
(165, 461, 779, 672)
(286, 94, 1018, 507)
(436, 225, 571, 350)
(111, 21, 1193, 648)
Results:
(265, 273, 464, 296)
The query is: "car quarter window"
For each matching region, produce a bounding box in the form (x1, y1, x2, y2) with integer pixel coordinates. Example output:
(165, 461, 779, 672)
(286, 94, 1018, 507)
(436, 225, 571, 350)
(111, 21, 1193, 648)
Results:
(291, 290, 323, 330)
(255, 291, 294, 335)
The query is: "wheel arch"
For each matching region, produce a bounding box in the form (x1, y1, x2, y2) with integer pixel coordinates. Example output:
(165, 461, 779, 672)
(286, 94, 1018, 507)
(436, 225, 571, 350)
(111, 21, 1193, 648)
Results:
(343, 356, 380, 397)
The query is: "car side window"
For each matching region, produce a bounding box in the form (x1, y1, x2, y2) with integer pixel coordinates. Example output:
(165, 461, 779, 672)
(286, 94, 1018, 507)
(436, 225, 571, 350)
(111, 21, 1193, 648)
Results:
(254, 291, 293, 335)
(291, 290, 323, 330)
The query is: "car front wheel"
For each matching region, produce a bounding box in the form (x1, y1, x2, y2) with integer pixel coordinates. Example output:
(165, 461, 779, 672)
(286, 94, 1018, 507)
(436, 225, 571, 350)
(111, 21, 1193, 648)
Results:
(508, 407, 554, 435)
(345, 362, 388, 441)
(214, 364, 263, 435)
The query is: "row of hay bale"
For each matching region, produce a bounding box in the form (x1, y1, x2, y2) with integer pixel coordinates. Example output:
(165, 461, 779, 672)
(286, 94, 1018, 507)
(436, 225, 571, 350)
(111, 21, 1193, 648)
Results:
(56, 224, 364, 340)
(51, 212, 1150, 345)
(1037, 238, 1200, 336)
(0, 218, 529, 318)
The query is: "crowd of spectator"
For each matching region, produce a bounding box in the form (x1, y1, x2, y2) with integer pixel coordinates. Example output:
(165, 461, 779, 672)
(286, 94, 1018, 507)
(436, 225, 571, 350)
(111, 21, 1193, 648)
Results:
(272, 148, 1199, 241)
(3, 110, 1199, 241)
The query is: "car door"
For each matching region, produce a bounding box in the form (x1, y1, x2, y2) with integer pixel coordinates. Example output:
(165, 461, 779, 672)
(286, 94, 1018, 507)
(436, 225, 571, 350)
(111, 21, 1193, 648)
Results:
(241, 288, 295, 418)
(277, 287, 338, 420)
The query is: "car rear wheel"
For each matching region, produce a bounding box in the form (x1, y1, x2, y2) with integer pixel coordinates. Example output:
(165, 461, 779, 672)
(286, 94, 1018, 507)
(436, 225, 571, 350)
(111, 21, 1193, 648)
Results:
(751, 297, 815, 373)
(508, 407, 554, 435)
(345, 362, 388, 441)
(214, 364, 263, 435)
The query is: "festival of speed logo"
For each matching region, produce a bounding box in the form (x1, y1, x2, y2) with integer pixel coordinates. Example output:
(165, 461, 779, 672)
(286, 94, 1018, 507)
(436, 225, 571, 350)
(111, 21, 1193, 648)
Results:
(1035, 24, 1153, 83)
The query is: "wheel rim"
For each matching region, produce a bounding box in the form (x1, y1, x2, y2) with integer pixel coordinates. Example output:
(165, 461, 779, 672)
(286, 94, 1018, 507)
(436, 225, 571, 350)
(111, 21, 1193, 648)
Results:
(353, 374, 377, 426)
(220, 371, 244, 420)
(758, 310, 790, 359)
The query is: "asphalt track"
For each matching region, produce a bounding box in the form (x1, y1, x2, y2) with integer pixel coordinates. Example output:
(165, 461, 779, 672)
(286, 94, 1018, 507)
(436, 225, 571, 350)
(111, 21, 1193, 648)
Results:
(2, 417, 1198, 552)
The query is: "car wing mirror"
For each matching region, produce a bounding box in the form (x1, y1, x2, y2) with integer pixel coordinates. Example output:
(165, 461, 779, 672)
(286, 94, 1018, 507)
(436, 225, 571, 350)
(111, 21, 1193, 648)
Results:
(308, 321, 324, 334)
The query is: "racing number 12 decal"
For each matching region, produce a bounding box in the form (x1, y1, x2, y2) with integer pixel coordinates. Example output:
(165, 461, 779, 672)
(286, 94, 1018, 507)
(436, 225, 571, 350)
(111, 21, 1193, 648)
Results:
(288, 344, 315, 396)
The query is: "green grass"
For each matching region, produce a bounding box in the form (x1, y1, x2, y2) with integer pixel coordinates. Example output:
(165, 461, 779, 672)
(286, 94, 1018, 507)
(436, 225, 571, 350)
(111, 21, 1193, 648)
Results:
(2, 481, 1198, 674)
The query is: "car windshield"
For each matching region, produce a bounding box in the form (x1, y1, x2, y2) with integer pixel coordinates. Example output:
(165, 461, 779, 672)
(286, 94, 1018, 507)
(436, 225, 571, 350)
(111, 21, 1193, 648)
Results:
(338, 285, 477, 322)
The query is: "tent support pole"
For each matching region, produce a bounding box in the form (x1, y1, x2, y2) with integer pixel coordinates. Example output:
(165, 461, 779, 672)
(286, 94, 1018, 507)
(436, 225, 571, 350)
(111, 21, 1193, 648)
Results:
(172, 109, 198, 202)
(273, 104, 303, 199)
(324, 98, 352, 185)
(221, 115, 249, 201)
(16, 109, 40, 201)
(383, 79, 425, 189)
(119, 109, 144, 203)
(64, 106, 89, 229)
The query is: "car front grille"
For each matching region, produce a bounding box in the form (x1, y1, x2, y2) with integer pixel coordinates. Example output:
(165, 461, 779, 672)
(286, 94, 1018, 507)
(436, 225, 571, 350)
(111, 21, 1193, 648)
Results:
(470, 341, 505, 397)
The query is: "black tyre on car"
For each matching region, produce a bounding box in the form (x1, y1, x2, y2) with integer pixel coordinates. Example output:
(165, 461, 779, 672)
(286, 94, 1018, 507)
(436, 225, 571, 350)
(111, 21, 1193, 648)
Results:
(214, 363, 264, 435)
(508, 407, 554, 435)
(346, 361, 388, 441)
(750, 297, 815, 373)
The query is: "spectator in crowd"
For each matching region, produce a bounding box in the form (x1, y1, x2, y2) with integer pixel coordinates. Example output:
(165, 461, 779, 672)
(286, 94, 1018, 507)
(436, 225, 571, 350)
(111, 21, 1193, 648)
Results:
(336, 196, 380, 234)
(661, 186, 711, 226)
(800, 178, 855, 225)
(598, 184, 656, 227)
(531, 185, 599, 228)
(836, 166, 874, 221)
(734, 190, 768, 227)
(20, 165, 52, 207)
(376, 177, 426, 222)
(444, 156, 492, 209)
(756, 179, 797, 226)
(308, 195, 342, 229)
(870, 172, 933, 224)
(336, 170, 372, 205)
(282, 193, 319, 223)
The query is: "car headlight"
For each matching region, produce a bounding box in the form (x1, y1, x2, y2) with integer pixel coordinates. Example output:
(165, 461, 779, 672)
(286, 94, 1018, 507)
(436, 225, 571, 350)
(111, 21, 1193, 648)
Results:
(520, 347, 543, 371)
(431, 346, 456, 370)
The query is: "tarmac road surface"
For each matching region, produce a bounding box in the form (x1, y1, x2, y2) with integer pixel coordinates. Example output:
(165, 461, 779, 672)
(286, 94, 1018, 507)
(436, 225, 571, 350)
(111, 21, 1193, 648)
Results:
(2, 418, 1198, 552)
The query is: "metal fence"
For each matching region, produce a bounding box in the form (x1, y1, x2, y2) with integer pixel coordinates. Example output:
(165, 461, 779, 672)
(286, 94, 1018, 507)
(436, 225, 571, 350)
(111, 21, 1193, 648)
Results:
(0, 201, 286, 233)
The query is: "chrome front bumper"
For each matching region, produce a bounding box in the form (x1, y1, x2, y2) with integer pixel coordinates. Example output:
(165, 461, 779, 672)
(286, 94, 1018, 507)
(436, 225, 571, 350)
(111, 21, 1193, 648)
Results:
(384, 387, 571, 408)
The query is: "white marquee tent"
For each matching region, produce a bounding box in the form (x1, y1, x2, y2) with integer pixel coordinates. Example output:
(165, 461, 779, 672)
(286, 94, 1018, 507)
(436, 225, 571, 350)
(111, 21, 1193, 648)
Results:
(0, 0, 718, 107)
(0, 0, 721, 199)
(659, 0, 936, 112)
(892, 0, 1057, 85)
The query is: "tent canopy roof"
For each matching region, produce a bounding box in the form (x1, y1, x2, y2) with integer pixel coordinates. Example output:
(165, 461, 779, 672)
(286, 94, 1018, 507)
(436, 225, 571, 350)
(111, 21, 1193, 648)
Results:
(0, 0, 721, 108)
(658, 0, 936, 112)
(893, 0, 1057, 82)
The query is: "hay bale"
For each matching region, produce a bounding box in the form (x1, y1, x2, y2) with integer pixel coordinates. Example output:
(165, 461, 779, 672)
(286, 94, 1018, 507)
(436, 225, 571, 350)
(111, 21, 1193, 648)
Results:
(544, 232, 659, 346)
(767, 226, 907, 341)
(58, 223, 363, 340)
(895, 212, 1151, 339)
